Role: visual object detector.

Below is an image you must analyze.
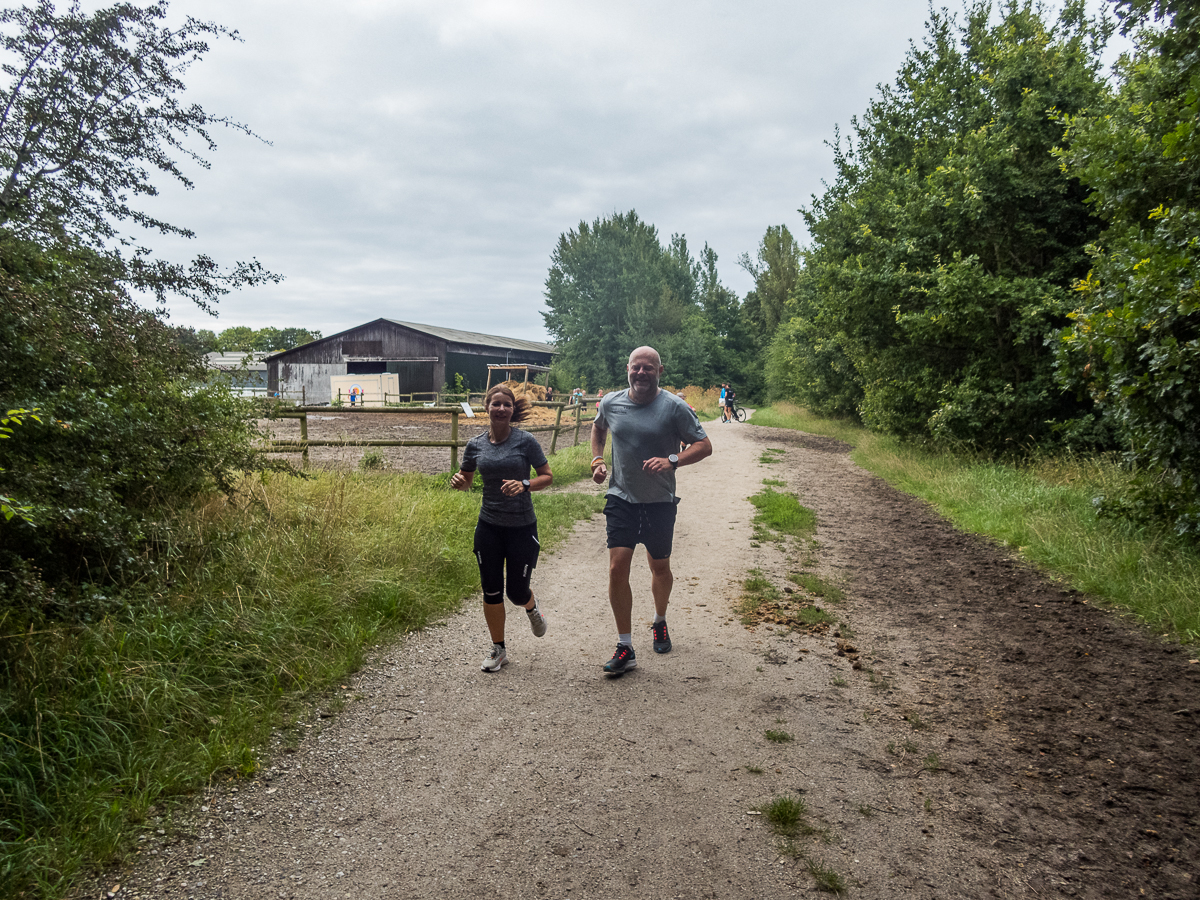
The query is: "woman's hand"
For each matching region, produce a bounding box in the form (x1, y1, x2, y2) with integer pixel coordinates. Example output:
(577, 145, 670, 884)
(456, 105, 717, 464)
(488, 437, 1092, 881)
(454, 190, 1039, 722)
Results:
(450, 471, 470, 491)
(500, 479, 524, 497)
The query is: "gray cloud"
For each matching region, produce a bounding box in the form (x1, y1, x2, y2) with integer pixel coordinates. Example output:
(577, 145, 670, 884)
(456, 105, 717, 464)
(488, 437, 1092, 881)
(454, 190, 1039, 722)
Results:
(130, 0, 1120, 341)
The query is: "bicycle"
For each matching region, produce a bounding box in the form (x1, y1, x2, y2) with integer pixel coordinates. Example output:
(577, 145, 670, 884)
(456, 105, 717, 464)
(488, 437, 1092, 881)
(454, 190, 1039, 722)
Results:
(729, 402, 747, 423)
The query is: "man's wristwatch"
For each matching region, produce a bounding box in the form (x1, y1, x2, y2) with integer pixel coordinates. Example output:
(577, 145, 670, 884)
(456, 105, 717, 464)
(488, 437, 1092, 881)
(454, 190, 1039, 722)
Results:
(522, 479, 531, 492)
(668, 454, 679, 469)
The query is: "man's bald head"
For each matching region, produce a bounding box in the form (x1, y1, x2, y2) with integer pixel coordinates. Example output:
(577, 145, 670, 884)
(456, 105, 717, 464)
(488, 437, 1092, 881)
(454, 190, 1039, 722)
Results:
(628, 346, 661, 368)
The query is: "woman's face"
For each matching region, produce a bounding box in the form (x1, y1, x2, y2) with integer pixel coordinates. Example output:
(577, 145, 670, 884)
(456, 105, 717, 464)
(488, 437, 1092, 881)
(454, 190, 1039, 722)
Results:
(487, 394, 514, 421)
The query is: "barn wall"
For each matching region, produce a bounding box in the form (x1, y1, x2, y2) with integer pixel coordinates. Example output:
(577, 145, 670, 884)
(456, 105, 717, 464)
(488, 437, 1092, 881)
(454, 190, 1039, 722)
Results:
(271, 362, 347, 401)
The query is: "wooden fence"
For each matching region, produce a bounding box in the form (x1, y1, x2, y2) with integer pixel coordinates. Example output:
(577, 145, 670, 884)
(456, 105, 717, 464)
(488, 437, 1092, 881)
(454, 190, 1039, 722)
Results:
(268, 397, 602, 470)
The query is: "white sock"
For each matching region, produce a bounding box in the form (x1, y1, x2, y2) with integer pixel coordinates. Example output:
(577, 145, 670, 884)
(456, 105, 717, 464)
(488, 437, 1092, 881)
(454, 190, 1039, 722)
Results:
(618, 632, 632, 647)
(653, 613, 666, 624)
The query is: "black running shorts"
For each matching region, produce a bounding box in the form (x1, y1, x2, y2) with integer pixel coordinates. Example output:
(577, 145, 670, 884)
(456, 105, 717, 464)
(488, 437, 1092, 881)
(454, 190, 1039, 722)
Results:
(473, 519, 540, 604)
(603, 495, 679, 560)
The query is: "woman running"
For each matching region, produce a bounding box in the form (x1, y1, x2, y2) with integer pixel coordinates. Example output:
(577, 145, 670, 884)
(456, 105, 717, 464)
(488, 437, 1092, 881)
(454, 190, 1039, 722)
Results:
(450, 385, 553, 672)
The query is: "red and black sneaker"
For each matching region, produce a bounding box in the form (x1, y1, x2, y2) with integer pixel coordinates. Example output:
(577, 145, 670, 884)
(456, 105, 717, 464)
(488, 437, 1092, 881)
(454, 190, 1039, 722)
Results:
(651, 620, 672, 654)
(603, 643, 637, 674)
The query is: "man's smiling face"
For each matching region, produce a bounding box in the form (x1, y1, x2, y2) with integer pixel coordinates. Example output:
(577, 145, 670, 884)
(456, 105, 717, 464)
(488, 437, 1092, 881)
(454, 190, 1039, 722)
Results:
(627, 347, 663, 396)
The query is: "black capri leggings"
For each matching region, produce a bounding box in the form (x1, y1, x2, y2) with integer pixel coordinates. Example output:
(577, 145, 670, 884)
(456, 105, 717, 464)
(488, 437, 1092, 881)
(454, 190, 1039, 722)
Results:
(473, 519, 540, 605)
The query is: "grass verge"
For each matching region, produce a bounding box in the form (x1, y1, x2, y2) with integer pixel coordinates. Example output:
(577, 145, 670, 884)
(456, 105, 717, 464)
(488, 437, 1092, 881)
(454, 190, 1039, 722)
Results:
(0, 441, 604, 899)
(752, 402, 1200, 644)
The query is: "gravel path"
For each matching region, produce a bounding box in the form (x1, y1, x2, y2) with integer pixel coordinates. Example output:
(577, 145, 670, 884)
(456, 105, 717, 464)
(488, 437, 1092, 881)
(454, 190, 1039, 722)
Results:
(101, 418, 1200, 899)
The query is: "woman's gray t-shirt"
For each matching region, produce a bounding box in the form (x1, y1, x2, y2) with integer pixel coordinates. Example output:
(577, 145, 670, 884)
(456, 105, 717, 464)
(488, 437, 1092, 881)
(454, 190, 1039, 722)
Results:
(460, 429, 548, 527)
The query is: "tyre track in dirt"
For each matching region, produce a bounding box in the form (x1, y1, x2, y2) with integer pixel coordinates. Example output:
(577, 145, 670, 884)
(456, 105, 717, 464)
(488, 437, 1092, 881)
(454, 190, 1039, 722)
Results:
(100, 420, 1199, 899)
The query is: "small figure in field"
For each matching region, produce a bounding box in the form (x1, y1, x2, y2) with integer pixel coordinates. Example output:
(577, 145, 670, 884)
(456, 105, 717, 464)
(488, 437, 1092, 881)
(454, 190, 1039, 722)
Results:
(590, 346, 713, 675)
(724, 386, 736, 423)
(719, 383, 729, 423)
(450, 385, 553, 672)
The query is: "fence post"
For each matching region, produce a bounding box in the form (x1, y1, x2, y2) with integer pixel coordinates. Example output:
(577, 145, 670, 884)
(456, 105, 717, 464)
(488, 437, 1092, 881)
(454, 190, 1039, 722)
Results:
(549, 403, 564, 454)
(572, 400, 583, 446)
(302, 385, 306, 406)
(450, 409, 459, 471)
(299, 412, 309, 469)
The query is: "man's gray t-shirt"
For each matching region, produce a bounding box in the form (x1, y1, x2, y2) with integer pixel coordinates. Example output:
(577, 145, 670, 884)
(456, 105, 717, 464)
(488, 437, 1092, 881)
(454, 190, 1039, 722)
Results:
(460, 429, 548, 527)
(594, 389, 708, 504)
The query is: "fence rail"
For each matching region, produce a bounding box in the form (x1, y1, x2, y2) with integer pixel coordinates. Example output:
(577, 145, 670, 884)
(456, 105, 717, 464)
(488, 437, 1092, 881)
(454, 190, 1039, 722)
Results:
(266, 398, 601, 470)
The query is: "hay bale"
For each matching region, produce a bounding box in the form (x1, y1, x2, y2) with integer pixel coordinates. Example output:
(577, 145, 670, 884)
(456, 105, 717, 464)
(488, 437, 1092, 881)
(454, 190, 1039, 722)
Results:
(502, 380, 547, 401)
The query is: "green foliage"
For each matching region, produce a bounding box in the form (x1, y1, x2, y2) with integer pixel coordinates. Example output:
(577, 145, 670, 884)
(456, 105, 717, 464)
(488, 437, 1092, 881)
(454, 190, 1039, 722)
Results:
(1056, 0, 1200, 535)
(775, 1, 1112, 450)
(0, 0, 279, 308)
(0, 232, 279, 617)
(543, 211, 704, 387)
(197, 325, 320, 353)
(543, 210, 759, 393)
(739, 224, 800, 339)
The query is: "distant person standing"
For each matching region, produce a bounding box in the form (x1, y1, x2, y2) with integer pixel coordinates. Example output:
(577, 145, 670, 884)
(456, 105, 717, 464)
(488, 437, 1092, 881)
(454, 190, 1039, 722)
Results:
(719, 383, 728, 423)
(450, 385, 553, 672)
(590, 346, 712, 675)
(724, 386, 736, 423)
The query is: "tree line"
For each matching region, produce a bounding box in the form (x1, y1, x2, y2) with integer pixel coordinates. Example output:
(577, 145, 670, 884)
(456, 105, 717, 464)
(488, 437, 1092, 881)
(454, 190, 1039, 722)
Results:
(544, 0, 1200, 538)
(172, 324, 323, 355)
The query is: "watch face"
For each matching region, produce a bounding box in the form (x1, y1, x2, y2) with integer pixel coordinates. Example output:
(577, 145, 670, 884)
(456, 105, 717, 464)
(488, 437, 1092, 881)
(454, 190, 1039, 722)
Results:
(668, 454, 679, 466)
(522, 479, 531, 491)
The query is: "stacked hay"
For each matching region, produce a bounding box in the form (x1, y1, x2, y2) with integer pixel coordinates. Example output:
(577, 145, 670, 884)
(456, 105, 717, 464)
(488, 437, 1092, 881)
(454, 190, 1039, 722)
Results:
(502, 380, 547, 401)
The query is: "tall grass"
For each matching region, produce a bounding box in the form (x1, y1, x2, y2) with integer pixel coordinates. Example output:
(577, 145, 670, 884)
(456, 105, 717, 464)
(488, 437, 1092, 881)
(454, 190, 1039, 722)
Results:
(673, 384, 723, 420)
(754, 402, 1200, 644)
(0, 440, 604, 899)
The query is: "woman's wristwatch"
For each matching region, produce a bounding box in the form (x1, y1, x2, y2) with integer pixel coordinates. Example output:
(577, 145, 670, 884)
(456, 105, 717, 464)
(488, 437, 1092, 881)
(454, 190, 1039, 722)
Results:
(522, 479, 531, 492)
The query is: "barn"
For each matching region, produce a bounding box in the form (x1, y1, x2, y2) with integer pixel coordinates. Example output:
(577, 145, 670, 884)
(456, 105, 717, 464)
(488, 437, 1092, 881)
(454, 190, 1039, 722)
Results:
(266, 318, 556, 402)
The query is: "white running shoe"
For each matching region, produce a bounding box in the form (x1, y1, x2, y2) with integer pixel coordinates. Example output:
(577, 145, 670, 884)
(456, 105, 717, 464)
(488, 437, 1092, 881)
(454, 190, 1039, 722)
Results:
(527, 605, 548, 638)
(481, 644, 507, 672)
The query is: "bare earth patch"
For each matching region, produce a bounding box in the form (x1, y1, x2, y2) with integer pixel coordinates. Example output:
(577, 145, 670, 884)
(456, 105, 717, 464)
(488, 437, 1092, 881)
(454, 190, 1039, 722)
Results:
(99, 419, 1199, 899)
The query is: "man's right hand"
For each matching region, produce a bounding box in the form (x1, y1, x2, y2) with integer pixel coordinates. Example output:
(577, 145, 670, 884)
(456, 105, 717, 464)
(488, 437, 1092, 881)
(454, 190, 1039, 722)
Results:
(591, 463, 607, 485)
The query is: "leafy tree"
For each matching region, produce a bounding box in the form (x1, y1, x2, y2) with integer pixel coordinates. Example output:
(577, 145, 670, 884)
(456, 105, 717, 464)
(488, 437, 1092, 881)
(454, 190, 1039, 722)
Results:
(781, 1, 1110, 448)
(1056, 0, 1200, 534)
(216, 324, 256, 351)
(543, 210, 709, 387)
(738, 225, 801, 339)
(0, 233, 273, 616)
(0, 0, 280, 308)
(166, 324, 207, 358)
(276, 326, 320, 349)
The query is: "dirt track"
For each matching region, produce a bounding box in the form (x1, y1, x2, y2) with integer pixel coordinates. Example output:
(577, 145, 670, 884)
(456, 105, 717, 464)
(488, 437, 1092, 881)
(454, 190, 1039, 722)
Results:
(103, 418, 1199, 899)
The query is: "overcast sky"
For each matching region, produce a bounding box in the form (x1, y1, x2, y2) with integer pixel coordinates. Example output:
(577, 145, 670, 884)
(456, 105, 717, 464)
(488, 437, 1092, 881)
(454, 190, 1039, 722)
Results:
(133, 0, 1124, 343)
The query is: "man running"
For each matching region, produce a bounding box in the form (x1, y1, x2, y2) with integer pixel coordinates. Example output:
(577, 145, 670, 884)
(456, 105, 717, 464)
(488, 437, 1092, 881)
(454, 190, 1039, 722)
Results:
(590, 346, 713, 675)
